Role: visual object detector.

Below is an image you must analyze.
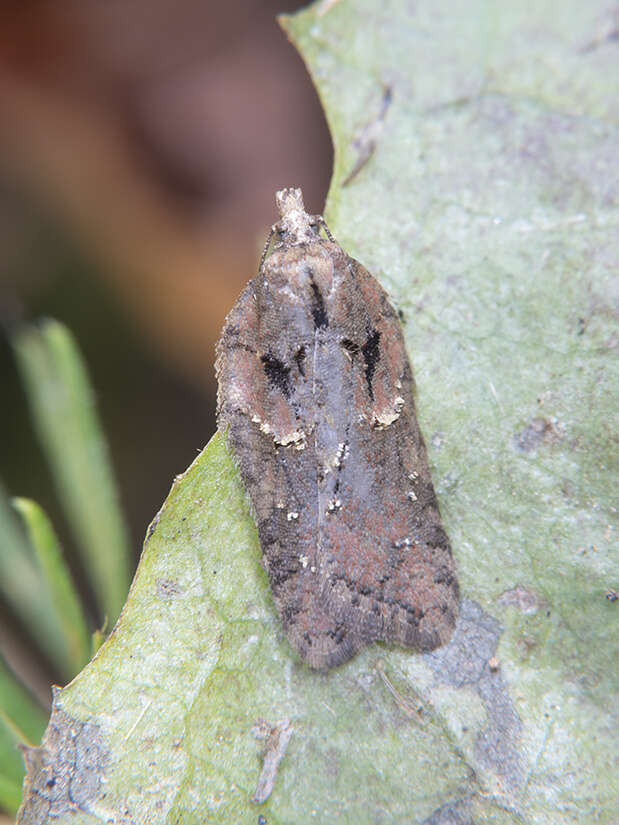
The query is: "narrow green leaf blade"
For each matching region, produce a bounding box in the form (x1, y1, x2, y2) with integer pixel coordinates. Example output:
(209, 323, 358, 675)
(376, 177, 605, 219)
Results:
(0, 486, 70, 673)
(12, 320, 131, 624)
(13, 499, 91, 675)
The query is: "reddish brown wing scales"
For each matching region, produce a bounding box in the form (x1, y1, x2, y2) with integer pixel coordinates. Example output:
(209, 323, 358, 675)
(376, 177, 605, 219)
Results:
(216, 212, 458, 670)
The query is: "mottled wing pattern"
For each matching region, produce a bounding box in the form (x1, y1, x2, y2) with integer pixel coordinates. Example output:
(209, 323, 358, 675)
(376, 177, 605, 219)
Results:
(216, 240, 458, 669)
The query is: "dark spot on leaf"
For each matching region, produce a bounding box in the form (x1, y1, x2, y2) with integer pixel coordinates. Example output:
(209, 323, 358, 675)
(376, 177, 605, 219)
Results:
(157, 579, 183, 599)
(513, 417, 561, 452)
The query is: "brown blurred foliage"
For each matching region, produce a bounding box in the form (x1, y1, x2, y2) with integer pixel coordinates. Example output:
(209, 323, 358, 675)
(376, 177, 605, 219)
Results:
(0, 0, 331, 380)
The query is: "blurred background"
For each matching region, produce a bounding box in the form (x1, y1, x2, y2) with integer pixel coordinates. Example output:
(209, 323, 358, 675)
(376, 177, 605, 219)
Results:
(0, 0, 332, 703)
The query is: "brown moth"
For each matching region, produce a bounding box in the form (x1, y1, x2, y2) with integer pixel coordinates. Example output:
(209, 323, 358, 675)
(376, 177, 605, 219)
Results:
(216, 188, 458, 669)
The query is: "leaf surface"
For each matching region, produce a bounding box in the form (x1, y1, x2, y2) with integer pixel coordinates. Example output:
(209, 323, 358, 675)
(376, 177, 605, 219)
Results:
(18, 1, 618, 822)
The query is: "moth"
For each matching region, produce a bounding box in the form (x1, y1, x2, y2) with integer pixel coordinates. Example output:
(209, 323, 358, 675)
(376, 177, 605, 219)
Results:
(216, 188, 458, 669)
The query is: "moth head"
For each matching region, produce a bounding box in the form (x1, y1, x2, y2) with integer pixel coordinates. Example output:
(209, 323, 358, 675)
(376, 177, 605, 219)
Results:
(275, 187, 321, 246)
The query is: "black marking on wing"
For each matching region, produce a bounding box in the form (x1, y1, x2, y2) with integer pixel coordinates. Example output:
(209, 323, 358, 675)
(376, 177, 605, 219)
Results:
(361, 330, 381, 400)
(261, 353, 292, 398)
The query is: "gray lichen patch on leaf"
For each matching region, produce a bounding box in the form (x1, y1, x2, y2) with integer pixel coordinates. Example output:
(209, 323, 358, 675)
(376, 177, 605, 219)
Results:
(497, 585, 546, 615)
(512, 417, 564, 453)
(426, 599, 524, 792)
(19, 705, 108, 823)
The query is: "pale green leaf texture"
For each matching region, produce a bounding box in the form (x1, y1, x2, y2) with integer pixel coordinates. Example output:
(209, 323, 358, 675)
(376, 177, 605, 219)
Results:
(17, 1, 618, 823)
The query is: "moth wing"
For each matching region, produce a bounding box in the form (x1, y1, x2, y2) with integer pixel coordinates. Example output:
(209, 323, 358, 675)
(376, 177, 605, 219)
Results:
(316, 259, 459, 651)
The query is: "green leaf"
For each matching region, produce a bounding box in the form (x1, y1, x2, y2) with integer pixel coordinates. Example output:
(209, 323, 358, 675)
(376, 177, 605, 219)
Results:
(17, 434, 473, 825)
(0, 486, 72, 676)
(13, 319, 131, 624)
(13, 499, 91, 675)
(0, 656, 48, 815)
(0, 775, 23, 820)
(17, 1, 618, 822)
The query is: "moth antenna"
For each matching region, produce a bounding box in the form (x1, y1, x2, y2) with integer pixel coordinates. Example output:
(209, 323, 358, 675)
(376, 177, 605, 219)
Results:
(318, 216, 336, 243)
(259, 225, 277, 272)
